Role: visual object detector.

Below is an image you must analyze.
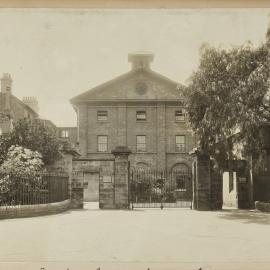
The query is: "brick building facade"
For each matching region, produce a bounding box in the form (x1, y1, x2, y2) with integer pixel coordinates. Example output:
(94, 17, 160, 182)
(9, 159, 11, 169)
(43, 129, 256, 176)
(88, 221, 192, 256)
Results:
(71, 52, 196, 173)
(0, 73, 38, 135)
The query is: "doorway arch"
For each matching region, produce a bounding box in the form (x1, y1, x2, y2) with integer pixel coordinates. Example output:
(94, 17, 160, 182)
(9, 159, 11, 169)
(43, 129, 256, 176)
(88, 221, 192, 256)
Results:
(170, 163, 192, 201)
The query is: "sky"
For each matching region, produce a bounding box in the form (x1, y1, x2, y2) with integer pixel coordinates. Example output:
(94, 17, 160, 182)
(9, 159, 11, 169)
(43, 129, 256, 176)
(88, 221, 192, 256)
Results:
(0, 8, 269, 127)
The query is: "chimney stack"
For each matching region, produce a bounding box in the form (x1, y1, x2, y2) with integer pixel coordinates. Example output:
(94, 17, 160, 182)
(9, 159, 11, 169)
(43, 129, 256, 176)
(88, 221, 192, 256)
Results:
(1, 73, 12, 93)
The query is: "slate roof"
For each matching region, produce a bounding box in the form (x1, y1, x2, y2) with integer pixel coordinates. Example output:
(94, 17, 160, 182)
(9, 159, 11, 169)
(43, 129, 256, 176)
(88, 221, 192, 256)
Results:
(0, 92, 38, 118)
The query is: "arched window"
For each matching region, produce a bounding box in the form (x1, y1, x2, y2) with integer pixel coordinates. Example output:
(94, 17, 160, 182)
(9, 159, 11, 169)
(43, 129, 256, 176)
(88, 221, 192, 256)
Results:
(136, 162, 151, 172)
(171, 163, 190, 173)
(171, 163, 191, 191)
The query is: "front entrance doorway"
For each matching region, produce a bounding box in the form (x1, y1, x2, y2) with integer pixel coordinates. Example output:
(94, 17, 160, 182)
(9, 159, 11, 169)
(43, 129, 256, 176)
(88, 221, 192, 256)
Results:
(83, 172, 99, 202)
(130, 166, 192, 209)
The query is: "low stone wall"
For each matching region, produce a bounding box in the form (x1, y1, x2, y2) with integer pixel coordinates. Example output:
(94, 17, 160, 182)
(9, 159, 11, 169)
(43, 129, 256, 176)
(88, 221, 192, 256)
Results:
(255, 201, 270, 213)
(0, 199, 71, 220)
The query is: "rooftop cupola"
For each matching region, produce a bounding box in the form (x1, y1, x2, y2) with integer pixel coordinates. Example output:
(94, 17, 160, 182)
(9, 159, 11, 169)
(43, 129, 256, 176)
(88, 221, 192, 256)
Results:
(1, 73, 12, 93)
(128, 52, 154, 70)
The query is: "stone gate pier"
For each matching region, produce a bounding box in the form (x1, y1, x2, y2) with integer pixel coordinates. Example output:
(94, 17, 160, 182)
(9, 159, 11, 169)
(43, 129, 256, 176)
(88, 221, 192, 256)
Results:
(99, 146, 131, 209)
(190, 148, 223, 211)
(190, 148, 211, 210)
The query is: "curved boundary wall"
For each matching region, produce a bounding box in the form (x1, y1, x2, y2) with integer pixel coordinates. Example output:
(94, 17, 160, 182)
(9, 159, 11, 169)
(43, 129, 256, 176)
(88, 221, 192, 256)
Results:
(0, 199, 71, 220)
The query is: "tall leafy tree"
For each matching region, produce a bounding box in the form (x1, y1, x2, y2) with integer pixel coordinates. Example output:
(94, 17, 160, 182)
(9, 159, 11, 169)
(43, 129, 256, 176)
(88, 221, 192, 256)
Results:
(184, 37, 270, 168)
(0, 118, 61, 165)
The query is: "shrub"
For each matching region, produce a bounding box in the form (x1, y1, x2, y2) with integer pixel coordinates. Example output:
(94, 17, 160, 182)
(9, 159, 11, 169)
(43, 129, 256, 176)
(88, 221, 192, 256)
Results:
(0, 145, 44, 203)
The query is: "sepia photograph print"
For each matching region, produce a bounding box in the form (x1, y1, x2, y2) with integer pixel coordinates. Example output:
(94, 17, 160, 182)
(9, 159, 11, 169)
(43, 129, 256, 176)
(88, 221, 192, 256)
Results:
(0, 2, 270, 270)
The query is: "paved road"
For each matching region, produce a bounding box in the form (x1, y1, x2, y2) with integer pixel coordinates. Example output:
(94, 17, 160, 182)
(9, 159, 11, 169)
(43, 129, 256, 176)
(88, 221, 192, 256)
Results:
(1, 203, 270, 269)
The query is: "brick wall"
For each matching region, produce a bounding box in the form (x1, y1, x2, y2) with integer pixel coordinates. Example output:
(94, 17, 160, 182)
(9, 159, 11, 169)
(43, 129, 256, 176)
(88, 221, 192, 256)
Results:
(73, 159, 114, 176)
(72, 159, 114, 204)
(77, 102, 196, 171)
(73, 150, 132, 209)
(70, 54, 198, 172)
(0, 93, 37, 134)
(87, 105, 118, 155)
(78, 104, 88, 157)
(166, 153, 194, 172)
(126, 104, 157, 154)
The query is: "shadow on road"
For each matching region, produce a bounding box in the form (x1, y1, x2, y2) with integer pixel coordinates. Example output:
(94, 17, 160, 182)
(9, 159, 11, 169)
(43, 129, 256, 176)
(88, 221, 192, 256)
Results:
(217, 209, 270, 225)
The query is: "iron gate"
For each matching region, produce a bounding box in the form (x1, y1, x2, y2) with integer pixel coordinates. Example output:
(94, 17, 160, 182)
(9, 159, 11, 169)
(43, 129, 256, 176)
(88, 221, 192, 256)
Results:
(130, 168, 193, 209)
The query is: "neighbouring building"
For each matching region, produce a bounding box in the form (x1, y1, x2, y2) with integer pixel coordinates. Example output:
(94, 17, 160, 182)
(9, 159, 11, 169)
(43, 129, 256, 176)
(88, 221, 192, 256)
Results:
(58, 126, 78, 148)
(0, 73, 39, 135)
(0, 73, 76, 141)
(222, 121, 270, 209)
(0, 73, 81, 200)
(71, 52, 197, 175)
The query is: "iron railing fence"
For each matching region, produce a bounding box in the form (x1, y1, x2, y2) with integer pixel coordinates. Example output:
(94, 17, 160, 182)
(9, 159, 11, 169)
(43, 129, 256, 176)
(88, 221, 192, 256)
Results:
(0, 171, 69, 206)
(130, 168, 192, 208)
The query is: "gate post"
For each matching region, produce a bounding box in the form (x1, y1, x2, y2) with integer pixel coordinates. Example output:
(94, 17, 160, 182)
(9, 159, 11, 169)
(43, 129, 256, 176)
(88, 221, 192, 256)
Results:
(112, 146, 131, 209)
(190, 148, 211, 210)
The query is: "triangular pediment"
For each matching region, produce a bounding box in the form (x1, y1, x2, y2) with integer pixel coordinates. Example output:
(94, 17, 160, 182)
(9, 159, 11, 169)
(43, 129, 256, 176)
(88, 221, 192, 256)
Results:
(71, 69, 185, 104)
